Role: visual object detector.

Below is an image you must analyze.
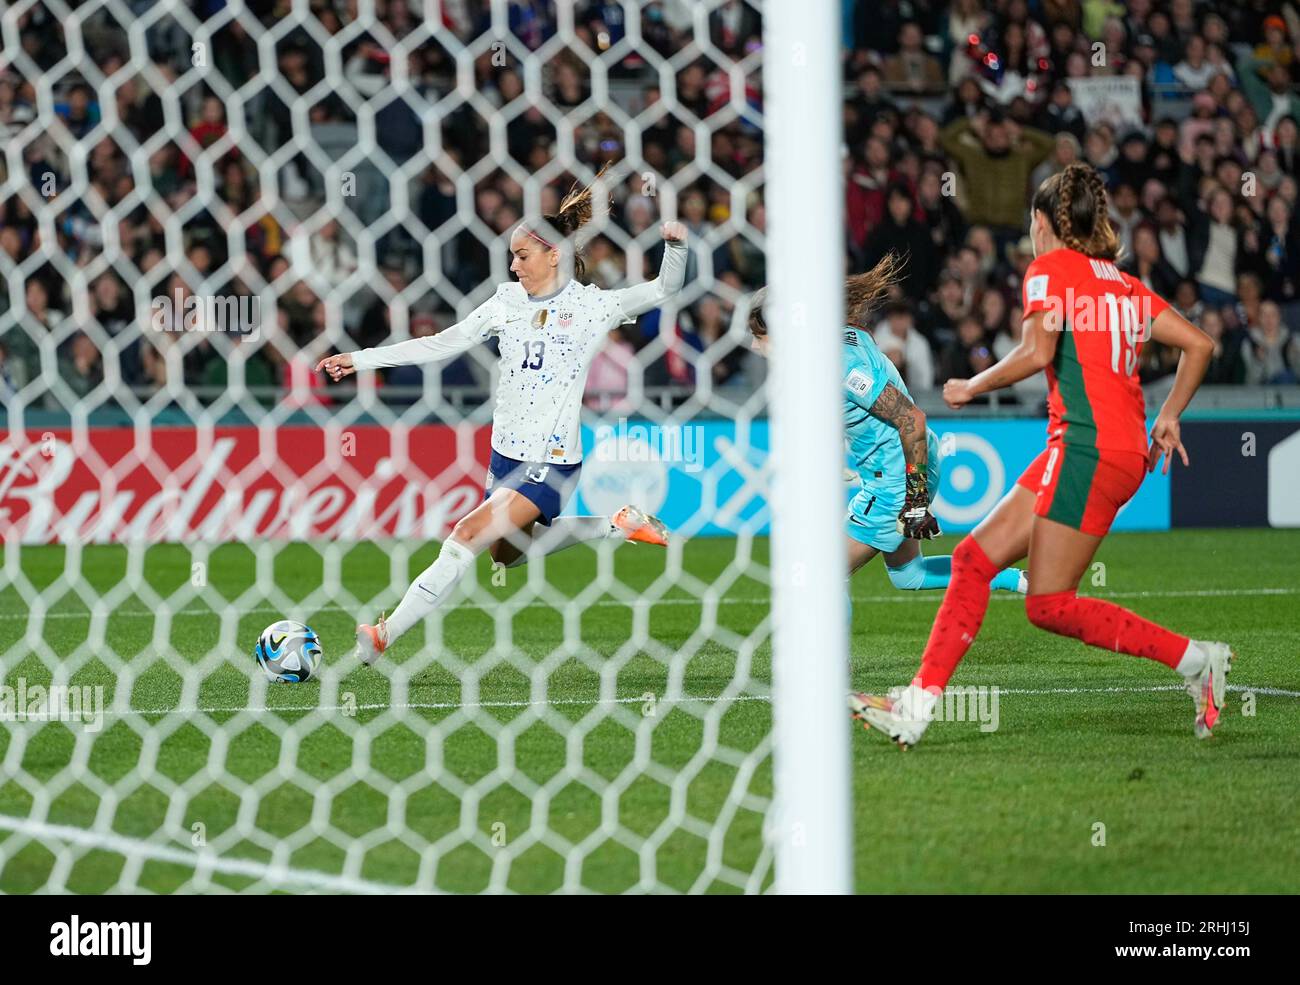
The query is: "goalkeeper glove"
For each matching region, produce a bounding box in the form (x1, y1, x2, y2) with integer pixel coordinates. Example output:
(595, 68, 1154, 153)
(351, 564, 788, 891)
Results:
(896, 463, 941, 540)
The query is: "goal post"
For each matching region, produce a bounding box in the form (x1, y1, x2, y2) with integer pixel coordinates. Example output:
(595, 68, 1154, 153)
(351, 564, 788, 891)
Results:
(0, 0, 856, 896)
(762, 2, 854, 893)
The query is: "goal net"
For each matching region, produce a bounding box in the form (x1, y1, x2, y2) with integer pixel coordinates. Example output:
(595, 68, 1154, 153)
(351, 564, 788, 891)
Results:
(0, 0, 832, 893)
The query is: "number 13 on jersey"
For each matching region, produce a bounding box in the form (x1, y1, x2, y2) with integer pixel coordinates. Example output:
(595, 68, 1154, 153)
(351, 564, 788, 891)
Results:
(521, 340, 545, 370)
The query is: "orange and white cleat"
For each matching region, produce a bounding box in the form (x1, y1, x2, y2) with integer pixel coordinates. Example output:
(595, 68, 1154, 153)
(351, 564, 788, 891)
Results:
(849, 685, 935, 749)
(1186, 640, 1234, 738)
(849, 691, 894, 723)
(355, 613, 389, 666)
(611, 505, 669, 546)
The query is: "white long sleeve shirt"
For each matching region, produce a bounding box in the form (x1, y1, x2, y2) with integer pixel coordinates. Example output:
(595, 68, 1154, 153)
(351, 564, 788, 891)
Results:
(351, 239, 687, 464)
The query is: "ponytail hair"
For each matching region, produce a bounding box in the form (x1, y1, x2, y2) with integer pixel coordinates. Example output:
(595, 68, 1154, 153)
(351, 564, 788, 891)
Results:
(1031, 163, 1121, 261)
(747, 252, 904, 338)
(844, 252, 904, 328)
(518, 163, 611, 282)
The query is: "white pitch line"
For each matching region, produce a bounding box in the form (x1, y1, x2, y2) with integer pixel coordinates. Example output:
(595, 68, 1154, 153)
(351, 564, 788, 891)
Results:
(0, 815, 418, 895)
(123, 693, 776, 717)
(2, 585, 1297, 622)
(103, 682, 1300, 719)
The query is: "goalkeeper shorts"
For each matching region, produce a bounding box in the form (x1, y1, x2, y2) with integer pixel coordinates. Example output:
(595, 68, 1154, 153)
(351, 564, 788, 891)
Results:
(844, 454, 941, 553)
(1016, 441, 1146, 537)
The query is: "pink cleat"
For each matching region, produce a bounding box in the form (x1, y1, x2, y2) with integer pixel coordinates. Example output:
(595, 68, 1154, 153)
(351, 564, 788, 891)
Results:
(1186, 640, 1234, 738)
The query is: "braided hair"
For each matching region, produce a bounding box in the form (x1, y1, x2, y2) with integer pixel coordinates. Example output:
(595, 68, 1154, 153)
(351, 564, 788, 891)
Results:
(1030, 163, 1121, 261)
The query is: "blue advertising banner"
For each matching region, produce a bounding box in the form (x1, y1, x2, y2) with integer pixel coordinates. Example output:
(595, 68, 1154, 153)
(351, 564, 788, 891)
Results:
(570, 417, 1171, 536)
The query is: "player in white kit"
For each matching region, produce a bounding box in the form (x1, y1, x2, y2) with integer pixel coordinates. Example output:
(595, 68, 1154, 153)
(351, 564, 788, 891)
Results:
(316, 175, 688, 663)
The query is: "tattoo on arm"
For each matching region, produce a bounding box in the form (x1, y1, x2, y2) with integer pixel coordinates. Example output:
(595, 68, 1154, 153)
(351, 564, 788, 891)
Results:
(868, 383, 927, 468)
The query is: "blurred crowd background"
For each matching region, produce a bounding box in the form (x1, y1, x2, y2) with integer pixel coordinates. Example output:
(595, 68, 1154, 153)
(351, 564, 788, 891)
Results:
(2, 0, 1299, 418)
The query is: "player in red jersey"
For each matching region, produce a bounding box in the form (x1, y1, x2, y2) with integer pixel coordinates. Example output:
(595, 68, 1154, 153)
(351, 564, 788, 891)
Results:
(851, 163, 1234, 747)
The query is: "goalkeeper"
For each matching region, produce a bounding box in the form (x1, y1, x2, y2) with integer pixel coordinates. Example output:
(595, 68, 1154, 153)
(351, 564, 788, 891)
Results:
(747, 254, 1025, 594)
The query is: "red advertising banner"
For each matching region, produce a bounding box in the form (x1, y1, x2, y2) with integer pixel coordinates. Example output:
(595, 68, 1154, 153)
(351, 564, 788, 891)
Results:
(0, 425, 493, 544)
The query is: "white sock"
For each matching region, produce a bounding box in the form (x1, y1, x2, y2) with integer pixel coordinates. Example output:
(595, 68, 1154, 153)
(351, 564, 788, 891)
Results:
(502, 515, 618, 568)
(1175, 639, 1208, 678)
(386, 539, 476, 641)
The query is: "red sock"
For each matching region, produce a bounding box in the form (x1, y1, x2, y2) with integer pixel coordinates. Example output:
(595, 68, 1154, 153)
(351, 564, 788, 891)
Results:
(914, 536, 998, 692)
(1025, 590, 1189, 668)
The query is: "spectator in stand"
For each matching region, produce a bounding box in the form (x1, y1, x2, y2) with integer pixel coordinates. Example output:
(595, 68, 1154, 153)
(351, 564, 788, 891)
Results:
(692, 295, 746, 387)
(1108, 182, 1144, 259)
(978, 286, 1010, 342)
(1244, 300, 1300, 384)
(58, 332, 102, 404)
(1155, 197, 1192, 279)
(1037, 82, 1087, 143)
(1030, 131, 1082, 195)
(1173, 279, 1205, 325)
(937, 314, 995, 391)
(916, 167, 966, 267)
(883, 21, 946, 95)
(1174, 35, 1223, 89)
(862, 183, 936, 304)
(1189, 185, 1241, 308)
(873, 300, 935, 392)
(847, 135, 898, 260)
(1124, 223, 1181, 301)
(1261, 193, 1300, 312)
(308, 219, 358, 287)
(1200, 308, 1247, 385)
(940, 107, 1055, 247)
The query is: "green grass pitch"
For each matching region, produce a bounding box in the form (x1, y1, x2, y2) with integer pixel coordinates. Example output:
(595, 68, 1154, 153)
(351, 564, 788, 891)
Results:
(0, 527, 1297, 893)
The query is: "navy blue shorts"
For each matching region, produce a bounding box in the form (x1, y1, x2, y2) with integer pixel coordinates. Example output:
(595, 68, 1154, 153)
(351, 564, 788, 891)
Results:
(484, 450, 582, 525)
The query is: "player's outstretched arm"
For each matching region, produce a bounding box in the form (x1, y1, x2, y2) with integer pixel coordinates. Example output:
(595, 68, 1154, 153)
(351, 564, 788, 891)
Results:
(609, 222, 689, 319)
(944, 308, 1059, 409)
(315, 300, 496, 380)
(869, 383, 940, 540)
(1147, 307, 1214, 473)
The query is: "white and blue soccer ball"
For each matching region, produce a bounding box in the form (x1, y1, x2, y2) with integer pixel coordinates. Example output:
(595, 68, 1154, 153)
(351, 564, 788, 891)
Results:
(254, 620, 322, 683)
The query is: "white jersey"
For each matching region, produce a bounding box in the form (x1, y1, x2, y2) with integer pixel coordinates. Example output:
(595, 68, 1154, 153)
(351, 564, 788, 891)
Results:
(350, 239, 687, 465)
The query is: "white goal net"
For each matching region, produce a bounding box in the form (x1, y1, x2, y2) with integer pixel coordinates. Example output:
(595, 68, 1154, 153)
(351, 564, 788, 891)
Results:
(0, 0, 815, 893)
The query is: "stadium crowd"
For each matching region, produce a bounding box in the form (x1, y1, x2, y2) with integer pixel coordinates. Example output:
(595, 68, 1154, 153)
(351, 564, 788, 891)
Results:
(1, 0, 1299, 414)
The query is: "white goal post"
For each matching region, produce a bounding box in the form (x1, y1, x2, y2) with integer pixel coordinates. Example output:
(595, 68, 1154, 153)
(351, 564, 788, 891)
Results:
(762, 1, 853, 894)
(0, 0, 854, 895)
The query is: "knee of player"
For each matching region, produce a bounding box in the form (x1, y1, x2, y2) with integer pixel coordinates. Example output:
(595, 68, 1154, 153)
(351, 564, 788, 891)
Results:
(1025, 591, 1076, 631)
(450, 515, 482, 546)
(886, 557, 926, 591)
(951, 535, 983, 569)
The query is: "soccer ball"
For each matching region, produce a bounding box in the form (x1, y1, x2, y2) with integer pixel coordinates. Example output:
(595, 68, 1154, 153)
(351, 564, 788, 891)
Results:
(254, 620, 322, 683)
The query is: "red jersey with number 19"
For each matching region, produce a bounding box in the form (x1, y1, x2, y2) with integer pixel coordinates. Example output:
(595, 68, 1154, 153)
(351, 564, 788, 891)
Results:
(1021, 248, 1169, 457)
